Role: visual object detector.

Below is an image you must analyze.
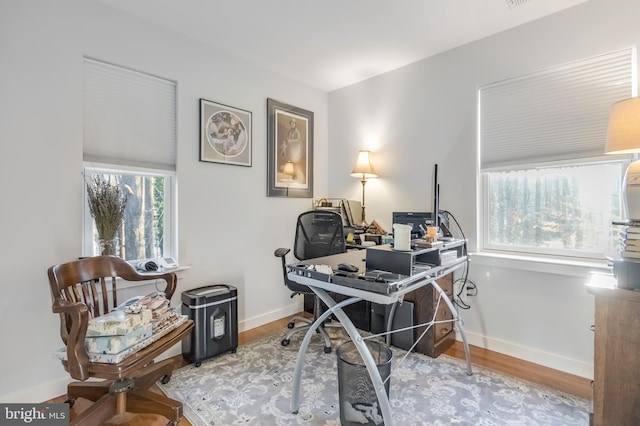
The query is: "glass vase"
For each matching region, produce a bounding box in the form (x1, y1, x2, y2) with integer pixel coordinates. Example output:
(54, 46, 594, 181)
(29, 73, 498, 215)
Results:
(99, 238, 117, 256)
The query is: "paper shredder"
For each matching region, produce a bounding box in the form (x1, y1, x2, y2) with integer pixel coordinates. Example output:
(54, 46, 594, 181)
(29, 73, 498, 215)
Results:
(181, 284, 238, 366)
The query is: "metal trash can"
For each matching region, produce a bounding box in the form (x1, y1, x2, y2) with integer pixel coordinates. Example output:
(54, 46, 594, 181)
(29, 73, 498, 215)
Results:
(336, 340, 392, 426)
(181, 284, 238, 367)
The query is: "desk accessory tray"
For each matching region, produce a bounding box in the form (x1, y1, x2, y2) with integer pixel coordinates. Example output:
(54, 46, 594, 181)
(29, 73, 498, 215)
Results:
(332, 270, 410, 294)
(288, 263, 410, 294)
(366, 241, 466, 275)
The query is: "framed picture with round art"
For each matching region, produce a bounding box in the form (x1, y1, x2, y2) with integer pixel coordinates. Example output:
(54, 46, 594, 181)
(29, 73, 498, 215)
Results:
(200, 98, 252, 167)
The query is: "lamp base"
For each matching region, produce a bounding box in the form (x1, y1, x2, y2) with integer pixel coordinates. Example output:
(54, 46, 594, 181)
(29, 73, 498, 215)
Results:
(360, 205, 368, 228)
(624, 159, 640, 221)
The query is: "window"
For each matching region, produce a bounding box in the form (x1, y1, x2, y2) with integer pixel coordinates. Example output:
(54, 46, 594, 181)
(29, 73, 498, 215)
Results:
(484, 160, 625, 258)
(83, 58, 177, 262)
(480, 48, 635, 260)
(83, 164, 175, 261)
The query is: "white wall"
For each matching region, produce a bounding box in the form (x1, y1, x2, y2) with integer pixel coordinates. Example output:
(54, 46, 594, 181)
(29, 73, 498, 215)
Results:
(0, 0, 327, 402)
(328, 0, 640, 379)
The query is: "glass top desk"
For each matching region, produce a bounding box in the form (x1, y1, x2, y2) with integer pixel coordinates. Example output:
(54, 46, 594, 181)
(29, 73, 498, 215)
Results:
(286, 242, 473, 425)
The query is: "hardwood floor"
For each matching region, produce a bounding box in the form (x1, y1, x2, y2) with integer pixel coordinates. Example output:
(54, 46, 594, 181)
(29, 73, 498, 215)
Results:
(48, 314, 591, 425)
(444, 342, 592, 400)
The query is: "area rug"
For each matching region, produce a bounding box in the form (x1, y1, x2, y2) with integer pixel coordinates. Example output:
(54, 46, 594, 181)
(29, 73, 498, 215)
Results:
(158, 329, 589, 425)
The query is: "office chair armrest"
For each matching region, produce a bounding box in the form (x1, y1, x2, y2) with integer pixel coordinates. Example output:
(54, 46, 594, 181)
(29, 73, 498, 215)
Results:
(52, 300, 91, 380)
(274, 248, 290, 258)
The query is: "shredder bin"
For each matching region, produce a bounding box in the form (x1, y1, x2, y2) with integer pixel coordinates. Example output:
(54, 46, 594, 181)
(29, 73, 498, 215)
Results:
(336, 340, 392, 426)
(181, 284, 238, 366)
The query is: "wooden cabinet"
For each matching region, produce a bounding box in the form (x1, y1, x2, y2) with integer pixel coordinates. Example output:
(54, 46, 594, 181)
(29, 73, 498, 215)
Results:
(587, 284, 640, 426)
(305, 273, 456, 358)
(403, 273, 455, 357)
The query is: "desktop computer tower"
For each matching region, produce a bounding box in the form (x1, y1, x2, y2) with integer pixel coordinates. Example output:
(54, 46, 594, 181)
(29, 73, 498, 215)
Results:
(304, 293, 371, 332)
(181, 284, 238, 366)
(370, 301, 415, 351)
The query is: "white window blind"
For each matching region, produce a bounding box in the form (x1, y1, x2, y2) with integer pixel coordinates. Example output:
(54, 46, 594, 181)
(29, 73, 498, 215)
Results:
(83, 58, 177, 170)
(479, 48, 635, 171)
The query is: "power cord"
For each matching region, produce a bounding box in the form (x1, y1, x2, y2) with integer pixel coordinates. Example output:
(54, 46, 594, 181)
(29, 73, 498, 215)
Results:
(440, 210, 477, 310)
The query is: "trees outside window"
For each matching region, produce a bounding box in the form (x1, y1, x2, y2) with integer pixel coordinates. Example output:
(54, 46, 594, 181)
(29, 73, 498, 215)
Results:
(484, 161, 625, 259)
(84, 165, 174, 262)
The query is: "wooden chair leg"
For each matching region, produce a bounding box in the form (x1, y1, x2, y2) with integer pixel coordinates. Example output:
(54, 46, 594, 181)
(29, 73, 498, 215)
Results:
(70, 393, 116, 426)
(67, 380, 112, 402)
(132, 358, 175, 390)
(127, 388, 183, 422)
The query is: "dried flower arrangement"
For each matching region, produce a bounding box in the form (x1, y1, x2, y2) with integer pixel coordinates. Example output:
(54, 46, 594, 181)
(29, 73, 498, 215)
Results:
(85, 176, 127, 254)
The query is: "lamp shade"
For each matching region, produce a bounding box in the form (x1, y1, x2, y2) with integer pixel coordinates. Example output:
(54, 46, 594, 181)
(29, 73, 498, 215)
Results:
(350, 150, 378, 178)
(605, 97, 640, 154)
(605, 96, 640, 220)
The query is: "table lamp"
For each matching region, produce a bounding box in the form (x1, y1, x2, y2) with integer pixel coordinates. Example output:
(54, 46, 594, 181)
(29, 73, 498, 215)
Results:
(605, 97, 640, 220)
(283, 161, 295, 181)
(350, 150, 378, 226)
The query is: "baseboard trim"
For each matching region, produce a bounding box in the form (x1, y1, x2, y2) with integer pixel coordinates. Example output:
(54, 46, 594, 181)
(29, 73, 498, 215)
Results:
(1, 376, 71, 404)
(459, 330, 593, 380)
(239, 301, 301, 333)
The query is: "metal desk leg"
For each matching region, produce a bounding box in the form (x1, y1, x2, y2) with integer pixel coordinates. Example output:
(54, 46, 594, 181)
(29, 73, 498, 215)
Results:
(431, 280, 473, 376)
(290, 295, 362, 414)
(313, 288, 395, 426)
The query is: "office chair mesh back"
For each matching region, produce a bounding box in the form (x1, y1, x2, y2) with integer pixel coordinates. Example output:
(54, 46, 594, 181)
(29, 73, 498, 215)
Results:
(294, 210, 346, 261)
(276, 210, 345, 352)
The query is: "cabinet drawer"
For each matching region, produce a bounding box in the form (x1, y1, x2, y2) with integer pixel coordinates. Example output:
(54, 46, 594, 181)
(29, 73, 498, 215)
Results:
(434, 322, 452, 340)
(434, 276, 453, 299)
(437, 304, 453, 321)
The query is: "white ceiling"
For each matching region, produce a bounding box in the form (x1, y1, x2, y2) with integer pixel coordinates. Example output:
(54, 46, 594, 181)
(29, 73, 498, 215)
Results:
(95, 0, 588, 92)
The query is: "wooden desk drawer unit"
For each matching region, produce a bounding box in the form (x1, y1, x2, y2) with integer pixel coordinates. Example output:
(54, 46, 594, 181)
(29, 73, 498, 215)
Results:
(404, 273, 455, 357)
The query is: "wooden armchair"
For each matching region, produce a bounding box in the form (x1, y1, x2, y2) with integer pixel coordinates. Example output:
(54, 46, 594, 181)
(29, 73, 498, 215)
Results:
(47, 255, 194, 426)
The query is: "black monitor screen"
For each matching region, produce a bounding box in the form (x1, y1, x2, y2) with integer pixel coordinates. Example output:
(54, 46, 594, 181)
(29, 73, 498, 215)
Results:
(392, 212, 433, 237)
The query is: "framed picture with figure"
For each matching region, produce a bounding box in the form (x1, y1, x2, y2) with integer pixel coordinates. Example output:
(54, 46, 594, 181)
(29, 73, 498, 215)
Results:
(267, 98, 314, 198)
(200, 99, 252, 167)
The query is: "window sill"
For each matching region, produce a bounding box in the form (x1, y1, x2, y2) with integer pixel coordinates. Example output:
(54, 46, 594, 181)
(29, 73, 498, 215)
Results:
(116, 265, 191, 290)
(470, 251, 612, 278)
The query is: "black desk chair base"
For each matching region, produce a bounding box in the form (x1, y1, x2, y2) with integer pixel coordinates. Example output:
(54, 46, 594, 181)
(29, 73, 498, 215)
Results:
(281, 296, 335, 353)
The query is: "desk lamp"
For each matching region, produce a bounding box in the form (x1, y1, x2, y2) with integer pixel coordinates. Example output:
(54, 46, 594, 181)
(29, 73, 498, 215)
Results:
(605, 97, 640, 220)
(350, 150, 377, 226)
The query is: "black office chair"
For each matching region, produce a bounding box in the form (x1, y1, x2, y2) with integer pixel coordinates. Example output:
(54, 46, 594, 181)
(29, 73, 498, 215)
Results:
(274, 210, 346, 353)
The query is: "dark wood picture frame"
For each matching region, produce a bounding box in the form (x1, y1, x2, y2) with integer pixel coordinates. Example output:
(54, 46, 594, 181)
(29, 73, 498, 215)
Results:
(200, 98, 252, 167)
(267, 98, 314, 198)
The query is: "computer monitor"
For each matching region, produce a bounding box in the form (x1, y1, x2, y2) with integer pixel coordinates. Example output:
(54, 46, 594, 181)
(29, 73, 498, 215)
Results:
(392, 212, 431, 238)
(392, 211, 452, 239)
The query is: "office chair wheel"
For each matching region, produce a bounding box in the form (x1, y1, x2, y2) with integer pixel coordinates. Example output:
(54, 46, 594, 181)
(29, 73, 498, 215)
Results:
(287, 321, 295, 329)
(324, 346, 331, 354)
(64, 398, 76, 408)
(161, 374, 171, 385)
(281, 339, 290, 346)
(194, 361, 202, 368)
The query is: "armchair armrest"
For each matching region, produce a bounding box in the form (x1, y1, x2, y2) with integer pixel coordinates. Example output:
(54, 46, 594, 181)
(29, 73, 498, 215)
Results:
(52, 300, 91, 380)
